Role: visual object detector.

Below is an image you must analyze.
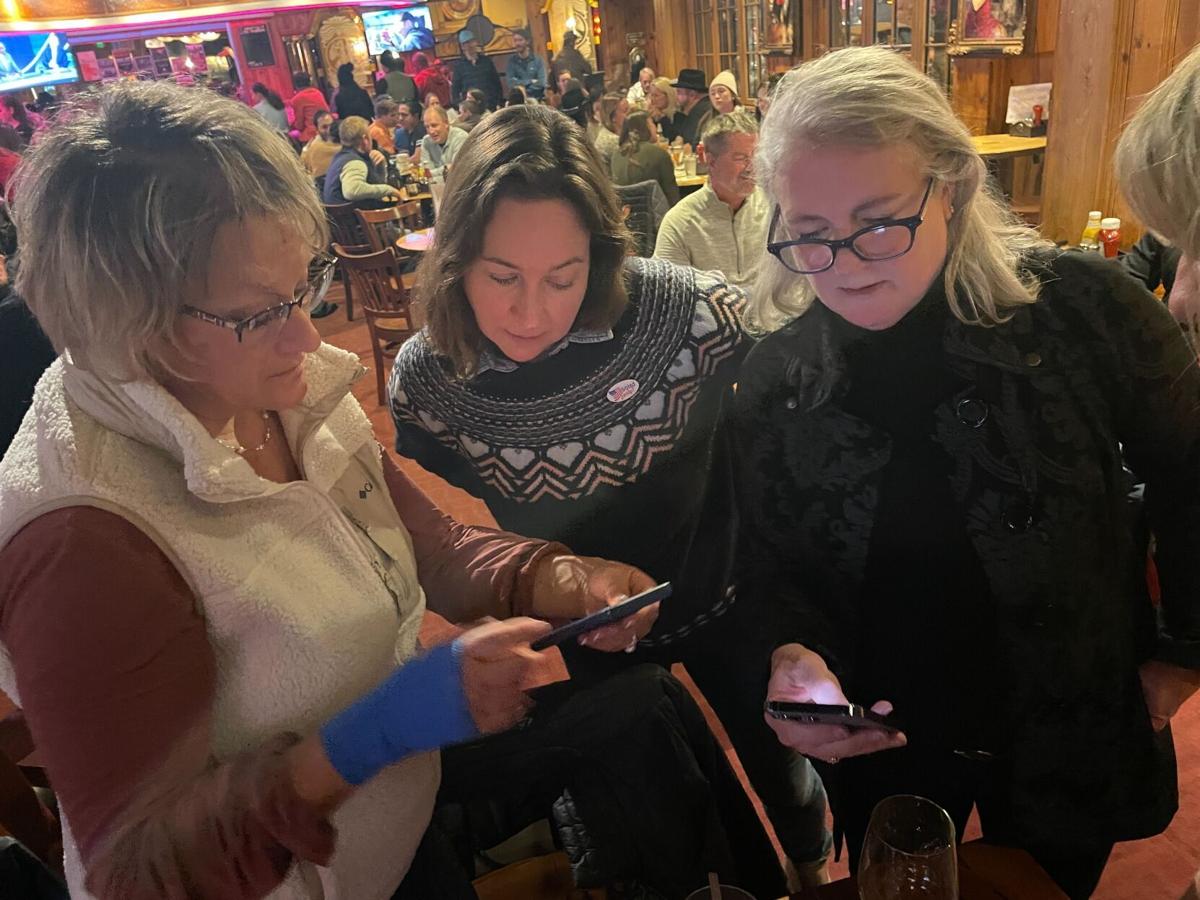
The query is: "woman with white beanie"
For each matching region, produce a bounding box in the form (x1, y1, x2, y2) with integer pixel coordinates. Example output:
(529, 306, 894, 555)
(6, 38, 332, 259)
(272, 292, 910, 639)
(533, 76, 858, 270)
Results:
(709, 70, 741, 115)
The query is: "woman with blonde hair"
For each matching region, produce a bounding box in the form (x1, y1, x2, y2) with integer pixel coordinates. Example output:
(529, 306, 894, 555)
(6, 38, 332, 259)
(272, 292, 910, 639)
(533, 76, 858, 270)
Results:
(0, 80, 670, 900)
(1116, 42, 1200, 344)
(647, 75, 680, 142)
(734, 45, 1200, 898)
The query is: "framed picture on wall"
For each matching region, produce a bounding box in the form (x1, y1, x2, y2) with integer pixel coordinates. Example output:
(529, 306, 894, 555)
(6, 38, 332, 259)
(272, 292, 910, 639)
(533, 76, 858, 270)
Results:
(761, 0, 795, 50)
(948, 0, 1028, 56)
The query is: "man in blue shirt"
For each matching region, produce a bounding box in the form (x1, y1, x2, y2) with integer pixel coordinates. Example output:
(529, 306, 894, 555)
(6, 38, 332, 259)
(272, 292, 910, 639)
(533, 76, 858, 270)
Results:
(506, 29, 547, 100)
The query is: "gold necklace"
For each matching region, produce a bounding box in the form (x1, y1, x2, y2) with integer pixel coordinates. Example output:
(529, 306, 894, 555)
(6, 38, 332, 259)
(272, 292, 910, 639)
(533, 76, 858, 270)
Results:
(217, 411, 272, 456)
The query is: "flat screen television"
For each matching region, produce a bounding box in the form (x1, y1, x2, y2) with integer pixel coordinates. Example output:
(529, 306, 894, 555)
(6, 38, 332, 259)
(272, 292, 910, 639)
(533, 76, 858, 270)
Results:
(363, 6, 436, 56)
(0, 32, 79, 92)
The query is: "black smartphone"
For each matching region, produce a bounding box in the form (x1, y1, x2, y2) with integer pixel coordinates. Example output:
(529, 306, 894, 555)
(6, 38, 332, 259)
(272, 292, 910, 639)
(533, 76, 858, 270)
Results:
(529, 582, 671, 652)
(763, 701, 901, 735)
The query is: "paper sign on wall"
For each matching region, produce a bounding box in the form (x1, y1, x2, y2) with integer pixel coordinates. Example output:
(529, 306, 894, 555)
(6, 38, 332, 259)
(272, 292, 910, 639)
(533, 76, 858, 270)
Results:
(1006, 83, 1052, 124)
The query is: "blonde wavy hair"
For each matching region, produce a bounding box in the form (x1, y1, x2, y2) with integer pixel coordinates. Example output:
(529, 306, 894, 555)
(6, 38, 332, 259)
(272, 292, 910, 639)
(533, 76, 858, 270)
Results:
(1115, 43, 1200, 258)
(648, 76, 678, 120)
(748, 46, 1052, 333)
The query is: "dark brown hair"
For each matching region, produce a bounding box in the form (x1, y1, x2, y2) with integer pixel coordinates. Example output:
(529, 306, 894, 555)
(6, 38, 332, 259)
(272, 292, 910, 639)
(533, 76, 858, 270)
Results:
(618, 110, 654, 161)
(415, 104, 633, 377)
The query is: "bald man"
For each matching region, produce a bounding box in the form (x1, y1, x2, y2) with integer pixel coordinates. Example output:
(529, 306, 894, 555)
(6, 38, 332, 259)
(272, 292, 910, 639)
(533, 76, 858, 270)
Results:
(627, 67, 655, 106)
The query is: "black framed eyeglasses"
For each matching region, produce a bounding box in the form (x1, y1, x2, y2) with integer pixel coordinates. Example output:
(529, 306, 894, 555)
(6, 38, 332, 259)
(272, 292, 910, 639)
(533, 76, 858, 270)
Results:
(766, 179, 935, 275)
(180, 254, 337, 343)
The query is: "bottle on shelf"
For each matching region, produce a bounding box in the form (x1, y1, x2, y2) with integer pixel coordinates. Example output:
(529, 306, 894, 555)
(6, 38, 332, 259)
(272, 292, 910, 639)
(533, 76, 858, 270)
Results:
(1099, 217, 1122, 258)
(1080, 210, 1103, 252)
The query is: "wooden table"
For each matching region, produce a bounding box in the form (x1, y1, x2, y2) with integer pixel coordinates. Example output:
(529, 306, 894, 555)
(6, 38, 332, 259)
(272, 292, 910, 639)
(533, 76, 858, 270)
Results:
(676, 173, 708, 188)
(971, 134, 1047, 159)
(792, 843, 1068, 900)
(970, 135, 1047, 224)
(396, 227, 435, 253)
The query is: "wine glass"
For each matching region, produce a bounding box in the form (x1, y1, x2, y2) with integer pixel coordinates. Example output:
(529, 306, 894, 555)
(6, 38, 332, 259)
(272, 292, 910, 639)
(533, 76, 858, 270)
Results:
(858, 795, 959, 900)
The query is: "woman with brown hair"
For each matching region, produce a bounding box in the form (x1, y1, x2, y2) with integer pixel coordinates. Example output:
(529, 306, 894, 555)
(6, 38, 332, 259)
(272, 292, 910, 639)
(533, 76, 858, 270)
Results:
(389, 102, 832, 892)
(610, 110, 679, 206)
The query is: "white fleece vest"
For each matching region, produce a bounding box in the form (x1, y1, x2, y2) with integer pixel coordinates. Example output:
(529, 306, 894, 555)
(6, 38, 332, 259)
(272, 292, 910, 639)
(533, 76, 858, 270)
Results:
(0, 344, 437, 900)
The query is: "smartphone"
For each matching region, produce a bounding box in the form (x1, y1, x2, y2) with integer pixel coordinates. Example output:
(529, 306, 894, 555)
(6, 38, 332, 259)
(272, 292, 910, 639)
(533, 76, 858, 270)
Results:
(763, 701, 901, 735)
(529, 582, 671, 652)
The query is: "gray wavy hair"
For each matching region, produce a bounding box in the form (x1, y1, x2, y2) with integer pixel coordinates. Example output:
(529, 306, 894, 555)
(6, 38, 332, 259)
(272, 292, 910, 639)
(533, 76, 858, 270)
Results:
(748, 46, 1052, 333)
(12, 80, 327, 380)
(1115, 43, 1200, 258)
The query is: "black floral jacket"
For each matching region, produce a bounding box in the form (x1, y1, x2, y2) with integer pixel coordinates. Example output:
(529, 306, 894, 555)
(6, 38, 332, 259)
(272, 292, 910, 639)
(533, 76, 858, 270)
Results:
(732, 250, 1200, 846)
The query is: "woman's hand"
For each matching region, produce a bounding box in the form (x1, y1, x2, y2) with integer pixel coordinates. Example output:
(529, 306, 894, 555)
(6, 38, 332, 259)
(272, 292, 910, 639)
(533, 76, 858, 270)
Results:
(530, 554, 660, 653)
(765, 643, 906, 764)
(457, 617, 553, 732)
(1139, 659, 1200, 732)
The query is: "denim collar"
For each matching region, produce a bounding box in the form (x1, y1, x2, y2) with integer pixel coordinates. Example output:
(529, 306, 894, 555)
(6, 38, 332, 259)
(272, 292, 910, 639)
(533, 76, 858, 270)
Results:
(476, 327, 615, 374)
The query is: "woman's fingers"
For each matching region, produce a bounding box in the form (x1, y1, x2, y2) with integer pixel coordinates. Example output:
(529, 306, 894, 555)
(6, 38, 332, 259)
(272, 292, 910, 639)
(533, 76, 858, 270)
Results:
(765, 715, 906, 763)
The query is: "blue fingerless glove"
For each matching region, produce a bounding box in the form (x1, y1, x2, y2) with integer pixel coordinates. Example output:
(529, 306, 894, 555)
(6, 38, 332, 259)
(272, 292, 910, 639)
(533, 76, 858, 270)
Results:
(319, 639, 478, 785)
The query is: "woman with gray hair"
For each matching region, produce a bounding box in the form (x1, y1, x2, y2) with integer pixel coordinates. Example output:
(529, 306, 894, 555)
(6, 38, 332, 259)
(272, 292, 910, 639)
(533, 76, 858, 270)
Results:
(0, 81, 661, 899)
(1116, 43, 1200, 346)
(733, 45, 1200, 898)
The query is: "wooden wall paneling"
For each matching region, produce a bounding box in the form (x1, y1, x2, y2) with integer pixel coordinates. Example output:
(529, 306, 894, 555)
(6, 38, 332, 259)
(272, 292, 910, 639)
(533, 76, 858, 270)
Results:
(1041, 0, 1195, 244)
(1175, 1, 1200, 61)
(1100, 0, 1181, 230)
(650, 0, 690, 81)
(951, 59, 995, 135)
(525, 0, 550, 58)
(598, 0, 625, 81)
(1039, 0, 1121, 244)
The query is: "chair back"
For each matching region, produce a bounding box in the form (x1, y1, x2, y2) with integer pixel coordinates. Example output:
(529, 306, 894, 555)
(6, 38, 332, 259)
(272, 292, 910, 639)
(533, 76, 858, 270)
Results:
(356, 202, 423, 252)
(323, 201, 369, 250)
(331, 244, 413, 320)
(613, 180, 669, 257)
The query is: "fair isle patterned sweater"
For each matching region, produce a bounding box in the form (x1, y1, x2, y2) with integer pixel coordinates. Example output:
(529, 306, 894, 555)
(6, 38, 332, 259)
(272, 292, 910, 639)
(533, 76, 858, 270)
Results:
(390, 257, 749, 647)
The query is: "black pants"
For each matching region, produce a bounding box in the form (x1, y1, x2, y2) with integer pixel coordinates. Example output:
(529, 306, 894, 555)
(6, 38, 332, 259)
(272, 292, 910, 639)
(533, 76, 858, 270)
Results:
(394, 664, 786, 900)
(830, 746, 1113, 900)
(565, 627, 833, 869)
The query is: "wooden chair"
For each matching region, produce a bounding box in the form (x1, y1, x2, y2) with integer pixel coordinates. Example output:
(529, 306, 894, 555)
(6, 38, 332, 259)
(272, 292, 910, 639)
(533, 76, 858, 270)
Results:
(332, 244, 418, 406)
(323, 202, 372, 321)
(355, 202, 424, 253)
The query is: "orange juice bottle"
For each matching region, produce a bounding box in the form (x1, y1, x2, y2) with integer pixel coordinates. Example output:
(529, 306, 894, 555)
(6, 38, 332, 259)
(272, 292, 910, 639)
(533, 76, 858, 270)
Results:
(1080, 210, 1103, 252)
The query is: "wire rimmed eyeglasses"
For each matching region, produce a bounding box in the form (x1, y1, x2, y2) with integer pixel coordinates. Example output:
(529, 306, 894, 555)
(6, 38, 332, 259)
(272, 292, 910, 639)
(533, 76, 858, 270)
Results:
(180, 254, 337, 343)
(766, 180, 935, 275)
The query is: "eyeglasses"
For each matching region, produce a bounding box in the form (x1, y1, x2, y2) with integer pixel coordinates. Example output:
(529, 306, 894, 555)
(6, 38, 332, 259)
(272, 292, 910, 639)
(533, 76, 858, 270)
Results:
(766, 179, 935, 275)
(180, 254, 337, 343)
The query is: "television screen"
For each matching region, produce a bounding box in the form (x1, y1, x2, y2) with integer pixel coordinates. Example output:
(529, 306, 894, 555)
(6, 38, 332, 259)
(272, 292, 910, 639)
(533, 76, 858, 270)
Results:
(0, 32, 79, 92)
(363, 7, 436, 56)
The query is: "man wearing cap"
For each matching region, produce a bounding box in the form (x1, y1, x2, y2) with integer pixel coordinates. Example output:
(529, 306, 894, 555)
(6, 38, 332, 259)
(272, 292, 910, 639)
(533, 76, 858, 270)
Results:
(507, 28, 548, 101)
(451, 29, 502, 111)
(672, 68, 713, 147)
(551, 31, 593, 90)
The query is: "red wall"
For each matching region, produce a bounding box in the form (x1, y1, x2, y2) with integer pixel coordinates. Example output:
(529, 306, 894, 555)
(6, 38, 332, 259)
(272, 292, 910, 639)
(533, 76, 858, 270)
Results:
(229, 17, 295, 100)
